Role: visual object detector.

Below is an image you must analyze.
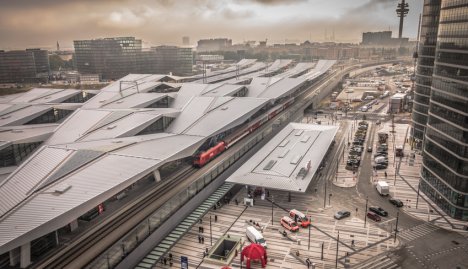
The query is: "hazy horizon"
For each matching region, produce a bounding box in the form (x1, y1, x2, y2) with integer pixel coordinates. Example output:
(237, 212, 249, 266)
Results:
(0, 0, 422, 50)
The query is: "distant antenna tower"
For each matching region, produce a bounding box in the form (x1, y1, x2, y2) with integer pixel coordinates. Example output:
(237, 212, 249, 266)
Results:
(56, 41, 60, 52)
(396, 0, 409, 39)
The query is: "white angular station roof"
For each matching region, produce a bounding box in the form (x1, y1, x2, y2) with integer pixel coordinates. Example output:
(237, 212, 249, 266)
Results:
(0, 124, 58, 150)
(298, 60, 336, 81)
(227, 123, 338, 192)
(0, 72, 271, 254)
(0, 59, 335, 254)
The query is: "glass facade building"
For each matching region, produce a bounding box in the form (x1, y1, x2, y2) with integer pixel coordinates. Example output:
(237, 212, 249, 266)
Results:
(0, 49, 49, 83)
(74, 37, 193, 80)
(419, 0, 468, 220)
(152, 46, 193, 76)
(412, 0, 441, 142)
(74, 37, 142, 80)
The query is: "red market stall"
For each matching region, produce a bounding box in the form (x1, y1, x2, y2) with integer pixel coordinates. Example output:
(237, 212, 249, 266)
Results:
(241, 243, 267, 269)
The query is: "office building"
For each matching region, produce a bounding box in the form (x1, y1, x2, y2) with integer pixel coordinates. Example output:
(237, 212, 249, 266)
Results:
(362, 31, 409, 47)
(197, 38, 232, 52)
(362, 31, 393, 45)
(74, 37, 193, 80)
(74, 37, 142, 80)
(0, 49, 49, 83)
(152, 46, 193, 76)
(411, 0, 441, 142)
(418, 0, 468, 220)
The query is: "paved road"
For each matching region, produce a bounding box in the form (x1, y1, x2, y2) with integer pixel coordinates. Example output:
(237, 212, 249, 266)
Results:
(320, 114, 468, 268)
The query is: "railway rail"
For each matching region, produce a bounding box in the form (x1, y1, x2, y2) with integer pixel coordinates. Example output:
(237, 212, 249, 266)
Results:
(31, 61, 386, 269)
(31, 167, 196, 269)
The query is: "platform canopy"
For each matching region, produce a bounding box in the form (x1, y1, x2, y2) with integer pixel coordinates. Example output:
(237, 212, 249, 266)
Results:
(227, 123, 338, 192)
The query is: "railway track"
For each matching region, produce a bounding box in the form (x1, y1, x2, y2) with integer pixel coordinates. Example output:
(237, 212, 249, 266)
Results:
(32, 166, 197, 269)
(30, 61, 378, 269)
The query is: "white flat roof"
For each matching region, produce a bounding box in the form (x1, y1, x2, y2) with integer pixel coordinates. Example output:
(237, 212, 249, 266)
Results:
(227, 123, 338, 192)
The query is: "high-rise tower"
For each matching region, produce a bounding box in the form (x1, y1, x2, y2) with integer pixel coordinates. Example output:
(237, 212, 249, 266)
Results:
(411, 0, 441, 143)
(396, 0, 409, 38)
(417, 0, 468, 221)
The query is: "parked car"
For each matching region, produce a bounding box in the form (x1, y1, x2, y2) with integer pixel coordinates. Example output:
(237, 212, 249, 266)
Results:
(374, 163, 388, 170)
(334, 210, 351, 220)
(280, 216, 300, 232)
(246, 226, 267, 248)
(374, 152, 388, 157)
(369, 206, 388, 217)
(289, 209, 311, 228)
(389, 198, 404, 207)
(375, 156, 389, 164)
(367, 211, 382, 222)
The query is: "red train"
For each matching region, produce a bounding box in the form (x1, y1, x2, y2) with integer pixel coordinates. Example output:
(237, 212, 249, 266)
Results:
(193, 97, 295, 167)
(193, 141, 226, 167)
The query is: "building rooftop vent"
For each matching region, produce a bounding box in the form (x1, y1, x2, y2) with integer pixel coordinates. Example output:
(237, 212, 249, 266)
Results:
(54, 183, 71, 194)
(278, 149, 289, 158)
(279, 139, 289, 147)
(263, 160, 277, 170)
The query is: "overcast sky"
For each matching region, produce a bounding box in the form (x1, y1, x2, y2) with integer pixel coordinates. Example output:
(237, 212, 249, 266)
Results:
(0, 0, 422, 50)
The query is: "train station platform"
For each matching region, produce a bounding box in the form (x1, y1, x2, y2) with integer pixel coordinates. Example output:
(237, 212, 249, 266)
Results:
(227, 122, 338, 193)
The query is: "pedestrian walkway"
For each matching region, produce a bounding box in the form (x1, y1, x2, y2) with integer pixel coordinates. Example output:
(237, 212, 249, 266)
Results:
(379, 123, 468, 233)
(397, 223, 439, 242)
(152, 186, 399, 269)
(353, 252, 401, 269)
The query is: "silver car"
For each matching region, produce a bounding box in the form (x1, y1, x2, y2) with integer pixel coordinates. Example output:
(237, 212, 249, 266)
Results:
(334, 210, 351, 220)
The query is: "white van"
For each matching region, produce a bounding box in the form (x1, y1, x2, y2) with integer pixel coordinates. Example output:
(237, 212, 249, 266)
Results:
(361, 106, 368, 112)
(376, 181, 390, 196)
(246, 226, 267, 248)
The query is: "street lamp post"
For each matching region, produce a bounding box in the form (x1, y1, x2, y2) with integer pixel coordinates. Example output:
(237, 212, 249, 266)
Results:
(321, 242, 324, 260)
(324, 180, 327, 208)
(336, 158, 339, 181)
(394, 211, 400, 243)
(335, 231, 339, 268)
(210, 215, 213, 246)
(416, 183, 420, 209)
(271, 195, 274, 225)
(364, 196, 369, 227)
(308, 218, 311, 251)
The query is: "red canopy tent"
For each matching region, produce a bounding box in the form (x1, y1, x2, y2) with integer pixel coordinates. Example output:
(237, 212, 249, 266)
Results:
(241, 243, 267, 269)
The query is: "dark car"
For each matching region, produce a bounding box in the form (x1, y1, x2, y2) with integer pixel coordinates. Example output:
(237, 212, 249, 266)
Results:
(374, 163, 388, 170)
(369, 206, 388, 217)
(367, 211, 381, 222)
(380, 144, 388, 150)
(389, 198, 404, 207)
(376, 147, 388, 152)
(374, 152, 388, 157)
(334, 210, 351, 220)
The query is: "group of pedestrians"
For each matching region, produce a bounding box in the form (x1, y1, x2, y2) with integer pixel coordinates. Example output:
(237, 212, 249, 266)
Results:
(159, 253, 173, 267)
